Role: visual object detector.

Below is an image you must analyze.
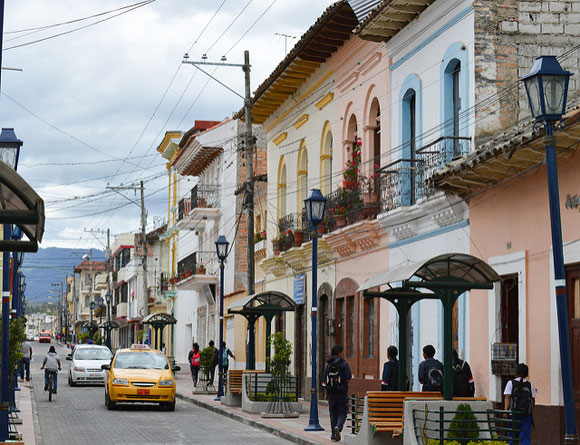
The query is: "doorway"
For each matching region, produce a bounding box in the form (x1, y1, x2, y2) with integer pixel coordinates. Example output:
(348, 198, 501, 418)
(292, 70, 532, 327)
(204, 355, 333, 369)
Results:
(295, 305, 305, 378)
(500, 274, 519, 390)
(566, 264, 580, 431)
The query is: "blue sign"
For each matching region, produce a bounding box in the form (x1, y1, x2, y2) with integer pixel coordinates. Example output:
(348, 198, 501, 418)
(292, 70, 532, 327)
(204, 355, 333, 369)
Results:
(294, 274, 305, 305)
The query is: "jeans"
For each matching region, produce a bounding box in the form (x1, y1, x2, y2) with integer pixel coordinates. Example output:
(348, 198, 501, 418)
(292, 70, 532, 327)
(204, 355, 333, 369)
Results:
(190, 365, 200, 386)
(509, 414, 532, 445)
(44, 369, 58, 391)
(328, 391, 348, 432)
(20, 358, 30, 380)
(209, 365, 217, 385)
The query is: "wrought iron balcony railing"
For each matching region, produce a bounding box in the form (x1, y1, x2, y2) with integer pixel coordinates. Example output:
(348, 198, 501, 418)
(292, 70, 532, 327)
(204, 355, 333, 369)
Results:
(176, 250, 219, 278)
(178, 184, 220, 221)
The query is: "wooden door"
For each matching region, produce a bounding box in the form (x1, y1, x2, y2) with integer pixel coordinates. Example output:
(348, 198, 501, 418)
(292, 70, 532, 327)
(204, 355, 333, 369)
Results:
(295, 305, 305, 378)
(566, 265, 580, 429)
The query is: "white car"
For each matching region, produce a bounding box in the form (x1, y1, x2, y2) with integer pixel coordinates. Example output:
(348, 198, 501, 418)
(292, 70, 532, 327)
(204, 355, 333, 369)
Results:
(67, 345, 113, 386)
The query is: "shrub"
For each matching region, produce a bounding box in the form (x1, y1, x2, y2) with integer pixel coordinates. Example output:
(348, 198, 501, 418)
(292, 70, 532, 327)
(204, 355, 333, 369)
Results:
(447, 403, 480, 443)
(200, 347, 215, 377)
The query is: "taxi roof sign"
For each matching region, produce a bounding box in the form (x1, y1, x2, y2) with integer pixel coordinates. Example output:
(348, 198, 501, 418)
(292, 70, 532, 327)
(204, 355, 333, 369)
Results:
(130, 344, 150, 350)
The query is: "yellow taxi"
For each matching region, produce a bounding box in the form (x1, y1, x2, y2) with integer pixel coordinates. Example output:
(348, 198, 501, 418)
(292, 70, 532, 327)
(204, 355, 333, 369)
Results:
(102, 344, 180, 411)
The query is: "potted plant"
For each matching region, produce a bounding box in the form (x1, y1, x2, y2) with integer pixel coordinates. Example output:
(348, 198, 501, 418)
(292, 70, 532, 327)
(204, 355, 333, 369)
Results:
(196, 262, 206, 275)
(361, 164, 380, 206)
(332, 205, 347, 228)
(281, 229, 294, 251)
(294, 230, 304, 247)
(254, 230, 267, 243)
(179, 271, 186, 281)
(184, 268, 193, 278)
(272, 234, 282, 255)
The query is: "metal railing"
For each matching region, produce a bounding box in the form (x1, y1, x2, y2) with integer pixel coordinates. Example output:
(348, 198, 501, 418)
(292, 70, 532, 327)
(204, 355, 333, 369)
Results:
(412, 406, 523, 444)
(245, 373, 302, 402)
(177, 250, 219, 277)
(178, 184, 220, 221)
(348, 394, 365, 434)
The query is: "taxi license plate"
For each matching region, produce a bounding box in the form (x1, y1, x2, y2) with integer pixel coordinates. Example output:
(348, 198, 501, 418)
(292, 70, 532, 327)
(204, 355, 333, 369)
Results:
(137, 389, 150, 396)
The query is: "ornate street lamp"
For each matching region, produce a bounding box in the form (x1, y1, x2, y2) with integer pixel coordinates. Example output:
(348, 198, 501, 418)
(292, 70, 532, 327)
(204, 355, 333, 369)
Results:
(521, 55, 578, 444)
(89, 300, 95, 339)
(304, 189, 327, 432)
(214, 235, 229, 401)
(0, 128, 22, 442)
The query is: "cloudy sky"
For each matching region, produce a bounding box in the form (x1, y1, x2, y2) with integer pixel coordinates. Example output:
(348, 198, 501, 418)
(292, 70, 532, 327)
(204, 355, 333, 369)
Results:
(0, 0, 334, 250)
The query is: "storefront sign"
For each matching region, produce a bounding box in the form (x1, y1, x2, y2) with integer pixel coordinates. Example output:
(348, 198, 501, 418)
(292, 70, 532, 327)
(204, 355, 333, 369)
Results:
(294, 274, 305, 305)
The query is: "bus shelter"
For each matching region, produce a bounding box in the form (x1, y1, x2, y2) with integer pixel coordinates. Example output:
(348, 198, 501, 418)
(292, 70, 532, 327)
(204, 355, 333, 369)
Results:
(227, 291, 296, 371)
(141, 312, 176, 350)
(358, 253, 500, 400)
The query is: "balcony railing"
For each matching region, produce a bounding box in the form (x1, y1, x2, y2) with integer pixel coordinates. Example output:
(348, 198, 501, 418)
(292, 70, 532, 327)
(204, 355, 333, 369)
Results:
(178, 184, 220, 221)
(378, 136, 471, 213)
(176, 250, 219, 278)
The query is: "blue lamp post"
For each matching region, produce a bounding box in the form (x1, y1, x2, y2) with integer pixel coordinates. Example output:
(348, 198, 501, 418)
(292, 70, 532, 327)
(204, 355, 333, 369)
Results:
(304, 189, 327, 432)
(215, 235, 229, 401)
(521, 55, 578, 444)
(0, 128, 22, 441)
(105, 292, 112, 350)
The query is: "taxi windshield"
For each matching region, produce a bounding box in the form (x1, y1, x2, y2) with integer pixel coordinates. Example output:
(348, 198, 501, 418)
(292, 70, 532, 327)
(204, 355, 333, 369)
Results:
(113, 351, 168, 370)
(75, 348, 112, 361)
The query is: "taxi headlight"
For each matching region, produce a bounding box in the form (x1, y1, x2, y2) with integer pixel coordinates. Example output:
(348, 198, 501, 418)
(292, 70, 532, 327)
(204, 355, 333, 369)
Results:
(158, 380, 174, 387)
(74, 367, 85, 372)
(112, 378, 129, 385)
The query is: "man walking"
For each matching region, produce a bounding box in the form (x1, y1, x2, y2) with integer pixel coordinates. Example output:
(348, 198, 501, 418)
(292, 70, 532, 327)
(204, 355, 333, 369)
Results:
(452, 350, 475, 396)
(20, 340, 33, 381)
(322, 344, 352, 442)
(418, 344, 444, 392)
(208, 340, 218, 386)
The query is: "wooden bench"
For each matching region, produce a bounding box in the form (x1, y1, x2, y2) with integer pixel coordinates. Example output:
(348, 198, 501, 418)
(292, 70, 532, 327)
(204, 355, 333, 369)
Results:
(367, 391, 443, 437)
(227, 370, 243, 395)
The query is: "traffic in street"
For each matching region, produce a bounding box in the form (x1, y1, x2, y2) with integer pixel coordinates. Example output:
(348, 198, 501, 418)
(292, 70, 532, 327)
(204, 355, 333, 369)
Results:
(29, 342, 290, 445)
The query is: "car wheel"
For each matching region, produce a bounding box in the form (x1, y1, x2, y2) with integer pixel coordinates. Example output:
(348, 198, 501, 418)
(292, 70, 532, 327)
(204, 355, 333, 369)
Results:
(68, 373, 76, 387)
(164, 401, 176, 411)
(105, 390, 116, 410)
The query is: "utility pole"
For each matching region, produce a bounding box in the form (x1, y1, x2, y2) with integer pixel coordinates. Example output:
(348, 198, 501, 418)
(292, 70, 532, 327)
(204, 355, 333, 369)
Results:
(181, 51, 256, 295)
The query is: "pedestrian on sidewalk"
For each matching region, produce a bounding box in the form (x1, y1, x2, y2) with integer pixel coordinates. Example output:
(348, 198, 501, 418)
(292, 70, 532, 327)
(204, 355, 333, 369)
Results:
(452, 349, 475, 397)
(20, 340, 33, 381)
(208, 340, 219, 386)
(221, 341, 235, 375)
(322, 344, 352, 442)
(418, 344, 443, 392)
(188, 343, 201, 387)
(504, 363, 535, 445)
(381, 345, 398, 391)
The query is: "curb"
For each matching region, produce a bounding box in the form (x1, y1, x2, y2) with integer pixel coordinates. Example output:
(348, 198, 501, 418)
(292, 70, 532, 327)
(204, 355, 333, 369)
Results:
(175, 392, 321, 445)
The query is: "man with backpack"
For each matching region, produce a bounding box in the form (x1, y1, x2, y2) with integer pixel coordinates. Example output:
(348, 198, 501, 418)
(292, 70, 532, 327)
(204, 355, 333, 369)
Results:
(504, 363, 535, 445)
(322, 344, 352, 442)
(221, 341, 235, 374)
(208, 340, 219, 386)
(418, 344, 444, 392)
(452, 349, 475, 397)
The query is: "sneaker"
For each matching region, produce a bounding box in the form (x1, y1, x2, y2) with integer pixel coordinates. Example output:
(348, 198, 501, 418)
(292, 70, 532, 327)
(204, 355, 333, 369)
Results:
(53, 389, 57, 394)
(330, 432, 336, 442)
(333, 427, 341, 442)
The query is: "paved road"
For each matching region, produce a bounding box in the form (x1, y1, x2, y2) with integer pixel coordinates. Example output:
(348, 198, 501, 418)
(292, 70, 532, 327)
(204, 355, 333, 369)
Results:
(30, 342, 290, 444)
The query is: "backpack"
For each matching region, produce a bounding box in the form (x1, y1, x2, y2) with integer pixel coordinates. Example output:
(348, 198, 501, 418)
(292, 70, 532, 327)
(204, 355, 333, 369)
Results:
(510, 380, 533, 416)
(453, 360, 472, 396)
(222, 349, 229, 367)
(427, 365, 443, 390)
(191, 351, 200, 367)
(325, 359, 346, 393)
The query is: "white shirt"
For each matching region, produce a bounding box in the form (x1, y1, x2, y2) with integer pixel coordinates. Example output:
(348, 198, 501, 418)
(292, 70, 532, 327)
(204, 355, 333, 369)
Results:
(504, 377, 536, 398)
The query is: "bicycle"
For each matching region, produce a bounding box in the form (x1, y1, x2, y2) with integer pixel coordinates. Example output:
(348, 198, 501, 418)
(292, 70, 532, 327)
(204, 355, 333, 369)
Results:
(45, 370, 57, 401)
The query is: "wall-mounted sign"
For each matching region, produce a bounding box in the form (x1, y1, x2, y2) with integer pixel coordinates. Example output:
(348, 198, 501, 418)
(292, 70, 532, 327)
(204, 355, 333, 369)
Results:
(294, 273, 305, 305)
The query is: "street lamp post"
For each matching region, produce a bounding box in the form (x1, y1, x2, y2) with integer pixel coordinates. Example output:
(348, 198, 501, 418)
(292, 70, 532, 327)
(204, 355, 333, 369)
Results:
(304, 189, 327, 432)
(215, 235, 230, 401)
(521, 55, 578, 444)
(98, 297, 105, 344)
(105, 292, 112, 350)
(89, 300, 95, 339)
(0, 128, 22, 441)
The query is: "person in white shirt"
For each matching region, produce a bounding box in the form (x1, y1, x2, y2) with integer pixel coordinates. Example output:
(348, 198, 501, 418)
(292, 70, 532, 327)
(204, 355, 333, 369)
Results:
(40, 346, 61, 393)
(504, 363, 535, 445)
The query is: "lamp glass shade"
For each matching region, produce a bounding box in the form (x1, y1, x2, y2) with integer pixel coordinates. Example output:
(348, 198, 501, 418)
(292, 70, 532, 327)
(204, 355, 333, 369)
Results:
(524, 76, 541, 117)
(304, 189, 327, 226)
(0, 146, 18, 169)
(543, 75, 566, 115)
(215, 235, 229, 261)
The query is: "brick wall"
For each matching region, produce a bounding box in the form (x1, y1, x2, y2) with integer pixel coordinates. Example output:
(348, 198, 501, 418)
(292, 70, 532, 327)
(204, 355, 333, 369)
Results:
(474, 0, 580, 141)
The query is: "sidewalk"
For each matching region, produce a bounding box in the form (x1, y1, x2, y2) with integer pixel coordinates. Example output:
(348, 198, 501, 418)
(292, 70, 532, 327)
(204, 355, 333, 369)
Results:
(10, 379, 35, 444)
(174, 369, 338, 445)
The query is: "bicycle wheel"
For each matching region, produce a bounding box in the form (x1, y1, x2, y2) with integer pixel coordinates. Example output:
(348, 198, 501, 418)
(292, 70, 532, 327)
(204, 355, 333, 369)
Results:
(48, 374, 54, 402)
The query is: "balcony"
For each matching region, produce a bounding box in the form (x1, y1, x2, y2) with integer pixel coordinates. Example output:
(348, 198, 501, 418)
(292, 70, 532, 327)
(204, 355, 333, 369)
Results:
(94, 274, 107, 290)
(174, 250, 219, 290)
(177, 184, 221, 231)
(116, 302, 128, 319)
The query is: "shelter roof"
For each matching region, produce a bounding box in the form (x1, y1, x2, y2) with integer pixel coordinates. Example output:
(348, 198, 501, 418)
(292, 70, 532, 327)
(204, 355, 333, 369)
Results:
(0, 160, 45, 252)
(142, 312, 177, 326)
(430, 98, 580, 195)
(227, 291, 296, 314)
(358, 253, 500, 292)
(236, 0, 358, 124)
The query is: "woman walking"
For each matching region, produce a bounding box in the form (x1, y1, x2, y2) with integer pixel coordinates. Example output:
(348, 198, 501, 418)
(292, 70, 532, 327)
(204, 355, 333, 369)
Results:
(188, 342, 201, 387)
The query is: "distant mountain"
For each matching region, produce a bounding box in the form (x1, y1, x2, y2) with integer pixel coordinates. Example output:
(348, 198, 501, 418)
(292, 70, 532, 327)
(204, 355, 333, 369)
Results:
(20, 247, 105, 306)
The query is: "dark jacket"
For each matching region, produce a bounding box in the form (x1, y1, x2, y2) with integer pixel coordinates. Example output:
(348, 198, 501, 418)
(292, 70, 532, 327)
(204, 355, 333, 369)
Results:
(418, 357, 444, 391)
(322, 356, 352, 394)
(381, 358, 398, 391)
(452, 357, 475, 396)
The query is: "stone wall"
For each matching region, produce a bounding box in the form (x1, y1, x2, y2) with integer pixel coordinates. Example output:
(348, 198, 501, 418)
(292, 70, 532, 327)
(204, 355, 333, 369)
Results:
(474, 0, 580, 141)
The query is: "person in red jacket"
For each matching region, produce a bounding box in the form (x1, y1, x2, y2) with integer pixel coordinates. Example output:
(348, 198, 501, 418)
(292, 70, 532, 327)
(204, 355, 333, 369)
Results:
(187, 342, 200, 387)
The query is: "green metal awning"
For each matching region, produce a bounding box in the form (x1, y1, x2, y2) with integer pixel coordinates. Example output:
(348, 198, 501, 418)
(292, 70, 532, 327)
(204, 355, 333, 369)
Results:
(141, 312, 177, 327)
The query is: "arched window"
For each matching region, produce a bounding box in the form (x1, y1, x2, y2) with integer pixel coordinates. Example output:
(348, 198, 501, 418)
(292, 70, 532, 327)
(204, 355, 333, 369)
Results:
(320, 122, 333, 196)
(346, 114, 358, 162)
(277, 157, 287, 219)
(402, 88, 417, 205)
(297, 143, 308, 217)
(368, 98, 381, 199)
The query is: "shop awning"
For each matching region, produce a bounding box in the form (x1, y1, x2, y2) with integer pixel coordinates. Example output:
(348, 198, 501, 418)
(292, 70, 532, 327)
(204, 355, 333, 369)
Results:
(0, 160, 44, 252)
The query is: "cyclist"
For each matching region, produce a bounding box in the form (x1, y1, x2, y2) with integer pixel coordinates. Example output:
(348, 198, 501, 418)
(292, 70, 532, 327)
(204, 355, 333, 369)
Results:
(40, 345, 61, 394)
